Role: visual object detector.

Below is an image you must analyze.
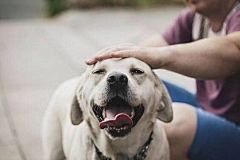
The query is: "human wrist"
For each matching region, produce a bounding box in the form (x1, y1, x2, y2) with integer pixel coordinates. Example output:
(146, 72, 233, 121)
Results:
(155, 46, 176, 69)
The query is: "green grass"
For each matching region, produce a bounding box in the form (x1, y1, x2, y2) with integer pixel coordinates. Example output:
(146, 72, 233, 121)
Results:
(45, 0, 67, 17)
(45, 0, 183, 17)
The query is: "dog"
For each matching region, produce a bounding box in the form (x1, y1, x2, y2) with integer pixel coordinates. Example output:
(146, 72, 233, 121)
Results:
(42, 58, 173, 160)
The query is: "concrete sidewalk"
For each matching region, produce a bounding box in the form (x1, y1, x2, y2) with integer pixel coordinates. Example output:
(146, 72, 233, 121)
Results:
(0, 6, 195, 160)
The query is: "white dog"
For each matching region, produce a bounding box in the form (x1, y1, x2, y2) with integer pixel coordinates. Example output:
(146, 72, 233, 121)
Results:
(42, 58, 173, 160)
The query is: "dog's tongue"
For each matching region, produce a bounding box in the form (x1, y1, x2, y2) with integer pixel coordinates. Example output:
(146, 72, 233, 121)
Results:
(99, 106, 133, 129)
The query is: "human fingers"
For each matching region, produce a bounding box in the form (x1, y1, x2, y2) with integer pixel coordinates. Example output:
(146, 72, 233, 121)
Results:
(110, 48, 158, 69)
(110, 49, 143, 60)
(86, 44, 135, 65)
(85, 47, 124, 65)
(94, 43, 135, 57)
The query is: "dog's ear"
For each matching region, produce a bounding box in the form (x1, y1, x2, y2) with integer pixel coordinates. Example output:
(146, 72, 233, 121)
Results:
(154, 75, 173, 123)
(71, 96, 83, 125)
(71, 77, 85, 125)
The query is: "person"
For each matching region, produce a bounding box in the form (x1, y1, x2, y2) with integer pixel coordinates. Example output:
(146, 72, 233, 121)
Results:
(85, 0, 240, 160)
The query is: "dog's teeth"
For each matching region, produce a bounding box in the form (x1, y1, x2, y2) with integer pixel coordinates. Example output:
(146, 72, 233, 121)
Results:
(124, 126, 128, 130)
(130, 109, 135, 118)
(102, 108, 106, 119)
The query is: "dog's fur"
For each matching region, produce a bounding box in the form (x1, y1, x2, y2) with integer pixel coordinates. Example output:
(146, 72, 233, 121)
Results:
(42, 58, 173, 160)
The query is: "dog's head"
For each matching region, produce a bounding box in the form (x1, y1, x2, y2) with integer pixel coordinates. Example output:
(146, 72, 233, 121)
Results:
(71, 58, 172, 139)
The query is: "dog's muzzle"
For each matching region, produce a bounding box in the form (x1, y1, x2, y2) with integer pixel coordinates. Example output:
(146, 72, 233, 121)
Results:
(92, 72, 144, 138)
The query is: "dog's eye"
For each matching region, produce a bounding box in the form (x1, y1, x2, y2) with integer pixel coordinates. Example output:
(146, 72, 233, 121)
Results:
(130, 68, 144, 75)
(92, 69, 106, 75)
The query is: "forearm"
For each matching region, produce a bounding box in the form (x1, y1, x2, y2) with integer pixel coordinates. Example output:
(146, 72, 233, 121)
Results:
(86, 33, 240, 79)
(139, 34, 169, 47)
(161, 32, 240, 79)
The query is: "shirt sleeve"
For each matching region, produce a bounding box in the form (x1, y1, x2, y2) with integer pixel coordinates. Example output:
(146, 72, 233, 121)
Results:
(162, 8, 195, 45)
(227, 9, 240, 34)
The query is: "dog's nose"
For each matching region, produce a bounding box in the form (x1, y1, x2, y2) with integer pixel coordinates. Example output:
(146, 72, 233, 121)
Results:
(107, 72, 128, 88)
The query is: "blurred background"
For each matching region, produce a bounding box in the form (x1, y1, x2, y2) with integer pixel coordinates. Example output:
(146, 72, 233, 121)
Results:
(0, 0, 44, 19)
(0, 0, 195, 159)
(0, 0, 182, 19)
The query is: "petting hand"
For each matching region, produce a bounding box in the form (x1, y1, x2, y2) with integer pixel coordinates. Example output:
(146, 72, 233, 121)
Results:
(85, 43, 169, 69)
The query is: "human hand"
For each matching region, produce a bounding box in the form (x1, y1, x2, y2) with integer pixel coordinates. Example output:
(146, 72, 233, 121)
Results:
(85, 43, 168, 69)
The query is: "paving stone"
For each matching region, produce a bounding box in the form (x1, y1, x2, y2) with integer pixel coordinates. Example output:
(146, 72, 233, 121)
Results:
(0, 20, 79, 88)
(3, 86, 56, 160)
(0, 90, 22, 160)
(56, 6, 184, 47)
(39, 21, 98, 68)
(0, 145, 22, 160)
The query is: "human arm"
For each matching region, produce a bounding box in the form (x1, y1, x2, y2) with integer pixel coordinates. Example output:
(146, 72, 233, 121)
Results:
(160, 32, 240, 79)
(139, 34, 169, 47)
(86, 32, 240, 79)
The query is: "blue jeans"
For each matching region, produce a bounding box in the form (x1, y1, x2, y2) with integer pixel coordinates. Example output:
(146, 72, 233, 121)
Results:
(163, 80, 240, 160)
(162, 80, 200, 107)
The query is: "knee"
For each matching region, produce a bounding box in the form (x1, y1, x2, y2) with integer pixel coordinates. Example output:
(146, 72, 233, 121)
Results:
(163, 103, 197, 160)
(165, 103, 196, 139)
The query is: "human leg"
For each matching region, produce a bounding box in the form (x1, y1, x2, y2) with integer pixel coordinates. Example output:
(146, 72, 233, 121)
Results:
(163, 103, 197, 160)
(162, 80, 200, 107)
(163, 103, 240, 160)
(188, 108, 240, 160)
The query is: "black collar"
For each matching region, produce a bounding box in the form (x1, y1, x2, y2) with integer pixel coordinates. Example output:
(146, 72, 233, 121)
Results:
(93, 132, 153, 160)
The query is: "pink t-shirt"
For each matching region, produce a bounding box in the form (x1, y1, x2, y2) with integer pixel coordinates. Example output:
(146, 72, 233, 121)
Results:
(162, 2, 240, 125)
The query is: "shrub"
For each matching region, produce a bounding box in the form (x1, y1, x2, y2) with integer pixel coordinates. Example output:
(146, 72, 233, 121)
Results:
(45, 0, 67, 16)
(45, 0, 183, 16)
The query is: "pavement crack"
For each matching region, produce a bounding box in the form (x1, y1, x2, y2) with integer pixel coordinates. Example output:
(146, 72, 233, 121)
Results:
(0, 83, 27, 160)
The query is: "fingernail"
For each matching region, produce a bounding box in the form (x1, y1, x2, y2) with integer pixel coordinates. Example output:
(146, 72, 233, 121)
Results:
(85, 59, 92, 64)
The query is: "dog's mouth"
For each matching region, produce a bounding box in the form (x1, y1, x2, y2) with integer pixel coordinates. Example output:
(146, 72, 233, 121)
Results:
(93, 96, 144, 137)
